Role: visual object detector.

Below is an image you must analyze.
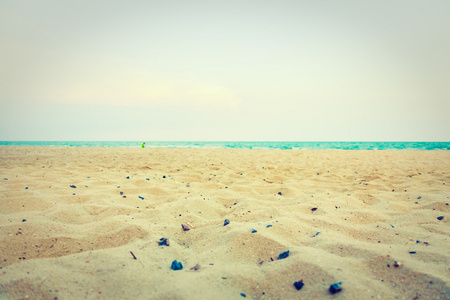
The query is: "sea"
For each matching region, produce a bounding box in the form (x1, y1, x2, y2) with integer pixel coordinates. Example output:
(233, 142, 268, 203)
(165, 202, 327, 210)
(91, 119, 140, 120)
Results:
(0, 141, 449, 150)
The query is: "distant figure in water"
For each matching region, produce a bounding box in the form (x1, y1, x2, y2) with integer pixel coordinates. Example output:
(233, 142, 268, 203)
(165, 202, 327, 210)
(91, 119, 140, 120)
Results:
(141, 142, 145, 148)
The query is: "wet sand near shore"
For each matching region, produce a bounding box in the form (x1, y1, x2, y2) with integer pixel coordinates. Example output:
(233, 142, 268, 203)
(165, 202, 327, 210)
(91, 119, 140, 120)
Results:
(1, 147, 449, 299)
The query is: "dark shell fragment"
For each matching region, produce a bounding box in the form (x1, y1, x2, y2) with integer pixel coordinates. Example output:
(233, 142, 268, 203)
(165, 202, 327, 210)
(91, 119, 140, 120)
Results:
(224, 219, 230, 226)
(278, 250, 290, 260)
(293, 280, 304, 290)
(182, 224, 190, 231)
(329, 282, 343, 294)
(171, 260, 183, 270)
(158, 238, 170, 246)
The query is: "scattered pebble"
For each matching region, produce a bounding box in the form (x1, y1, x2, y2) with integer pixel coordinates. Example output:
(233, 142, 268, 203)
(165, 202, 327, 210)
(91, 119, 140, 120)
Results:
(171, 260, 183, 270)
(418, 196, 422, 199)
(139, 196, 144, 200)
(240, 293, 246, 298)
(251, 229, 257, 233)
(409, 251, 416, 254)
(266, 225, 272, 228)
(393, 261, 401, 267)
(126, 176, 130, 179)
(328, 282, 343, 294)
(390, 224, 395, 228)
(70, 185, 76, 188)
(278, 192, 282, 196)
(25, 187, 28, 189)
(293, 280, 304, 290)
(22, 219, 27, 222)
(437, 216, 444, 220)
(311, 207, 317, 212)
(224, 219, 230, 226)
(186, 183, 190, 187)
(182, 224, 190, 231)
(163, 175, 166, 178)
(278, 250, 290, 260)
(158, 238, 170, 246)
(3, 178, 7, 180)
(190, 264, 200, 271)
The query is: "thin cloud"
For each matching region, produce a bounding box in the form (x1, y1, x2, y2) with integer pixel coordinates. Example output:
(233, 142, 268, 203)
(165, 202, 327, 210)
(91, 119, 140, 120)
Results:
(39, 75, 240, 108)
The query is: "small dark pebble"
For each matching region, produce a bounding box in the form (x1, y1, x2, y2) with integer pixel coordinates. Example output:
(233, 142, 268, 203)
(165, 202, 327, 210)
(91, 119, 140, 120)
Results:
(120, 191, 123, 195)
(418, 196, 422, 199)
(437, 216, 444, 220)
(146, 178, 149, 181)
(25, 187, 28, 189)
(409, 251, 417, 254)
(70, 185, 76, 188)
(266, 225, 272, 228)
(293, 280, 304, 290)
(329, 282, 343, 294)
(139, 196, 144, 200)
(22, 219, 27, 222)
(158, 238, 170, 246)
(126, 176, 130, 179)
(311, 207, 317, 212)
(390, 224, 395, 228)
(315, 232, 320, 236)
(4, 178, 7, 180)
(416, 240, 420, 243)
(163, 175, 166, 178)
(278, 250, 290, 260)
(171, 260, 183, 270)
(224, 219, 230, 226)
(278, 192, 282, 196)
(251, 229, 257, 233)
(240, 293, 246, 298)
(182, 224, 190, 231)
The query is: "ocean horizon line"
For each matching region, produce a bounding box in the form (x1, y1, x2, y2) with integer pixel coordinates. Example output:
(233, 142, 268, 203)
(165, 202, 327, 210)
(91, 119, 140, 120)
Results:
(1, 141, 449, 150)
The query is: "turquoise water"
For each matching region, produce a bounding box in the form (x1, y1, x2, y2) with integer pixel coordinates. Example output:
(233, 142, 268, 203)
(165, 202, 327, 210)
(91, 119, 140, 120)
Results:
(0, 141, 449, 150)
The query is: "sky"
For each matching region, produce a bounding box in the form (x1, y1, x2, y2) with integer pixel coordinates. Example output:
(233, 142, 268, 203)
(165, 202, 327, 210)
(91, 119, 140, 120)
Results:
(1, 0, 449, 141)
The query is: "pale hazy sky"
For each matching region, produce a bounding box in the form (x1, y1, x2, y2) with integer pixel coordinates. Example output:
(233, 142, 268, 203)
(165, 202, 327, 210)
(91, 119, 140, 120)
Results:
(1, 0, 449, 141)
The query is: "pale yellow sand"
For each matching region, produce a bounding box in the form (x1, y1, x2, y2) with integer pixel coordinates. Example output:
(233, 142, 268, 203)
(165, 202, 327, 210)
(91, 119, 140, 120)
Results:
(0, 147, 449, 299)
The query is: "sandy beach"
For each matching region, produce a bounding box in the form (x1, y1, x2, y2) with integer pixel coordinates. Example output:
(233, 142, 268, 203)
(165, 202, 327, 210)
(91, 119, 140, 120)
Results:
(0, 147, 449, 299)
